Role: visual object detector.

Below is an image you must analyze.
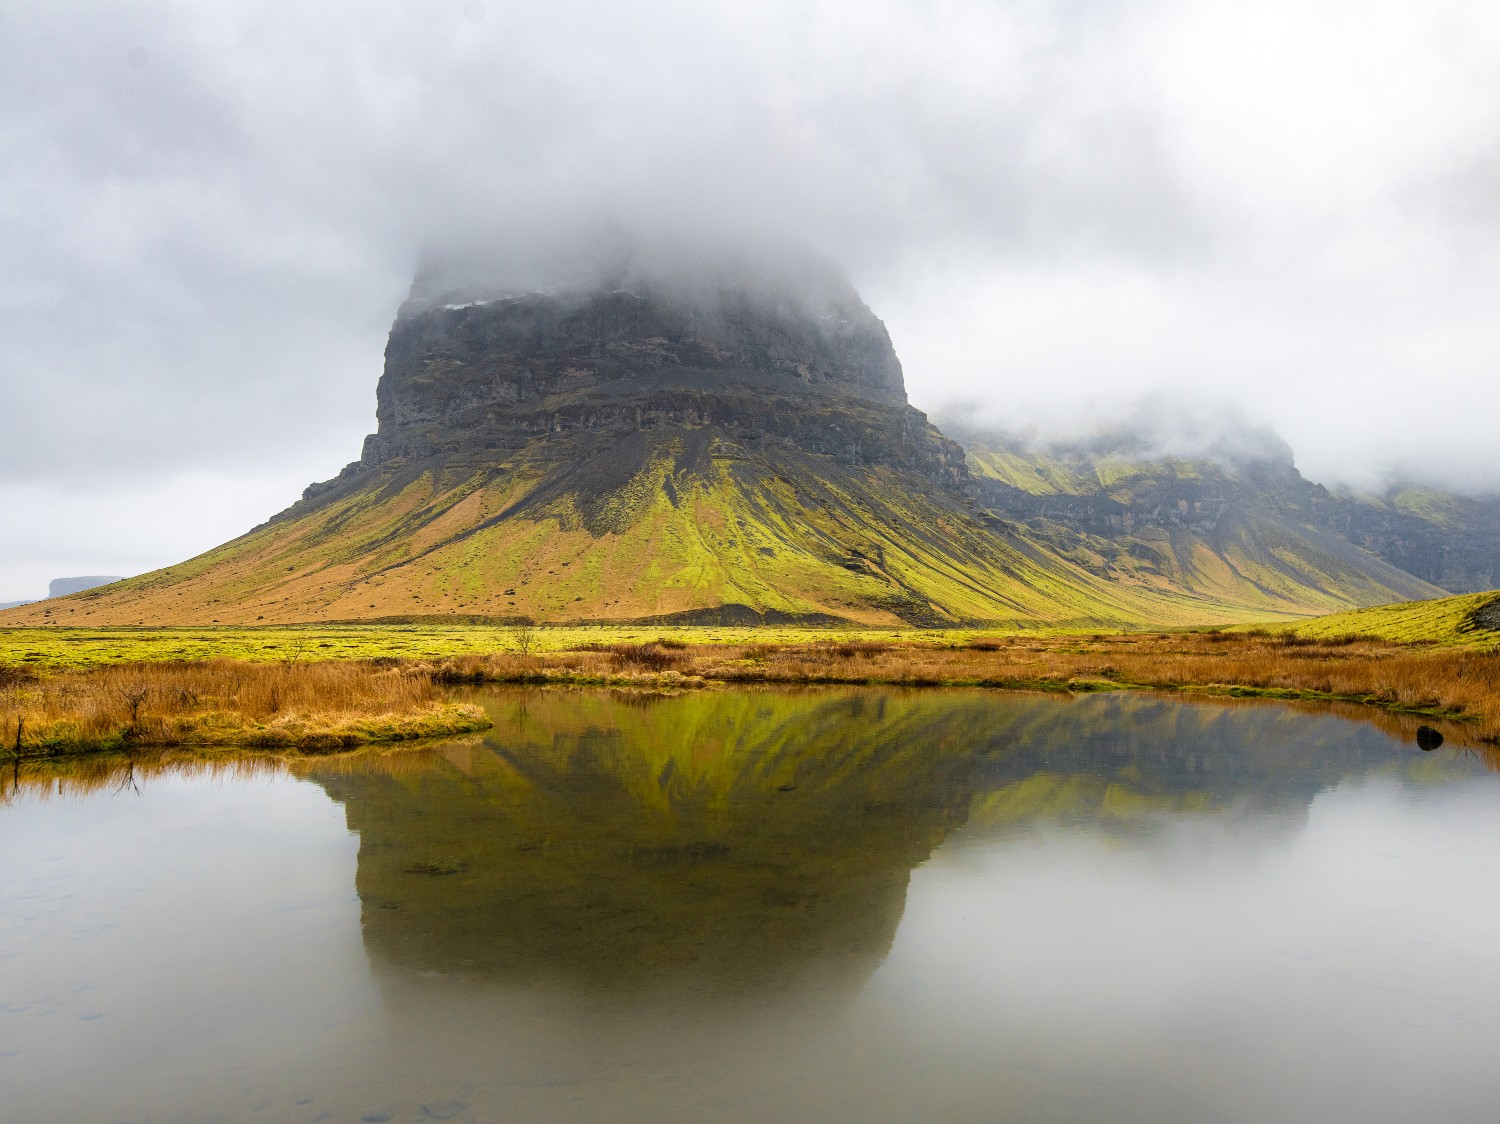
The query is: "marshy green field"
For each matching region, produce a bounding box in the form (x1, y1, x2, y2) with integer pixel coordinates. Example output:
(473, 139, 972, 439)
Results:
(3, 586, 1497, 672)
(0, 622, 1112, 670)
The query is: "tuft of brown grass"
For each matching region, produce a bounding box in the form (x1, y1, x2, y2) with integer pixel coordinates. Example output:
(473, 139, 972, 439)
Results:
(610, 643, 687, 672)
(0, 659, 490, 757)
(823, 640, 893, 660)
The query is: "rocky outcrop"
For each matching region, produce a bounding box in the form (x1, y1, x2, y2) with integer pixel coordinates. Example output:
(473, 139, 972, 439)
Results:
(958, 428, 1497, 598)
(1316, 492, 1500, 594)
(48, 576, 123, 598)
(304, 271, 970, 505)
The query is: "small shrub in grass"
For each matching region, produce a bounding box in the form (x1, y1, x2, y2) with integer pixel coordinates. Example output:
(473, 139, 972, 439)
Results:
(1274, 634, 1320, 647)
(610, 644, 684, 672)
(431, 660, 486, 685)
(0, 662, 36, 688)
(826, 641, 892, 659)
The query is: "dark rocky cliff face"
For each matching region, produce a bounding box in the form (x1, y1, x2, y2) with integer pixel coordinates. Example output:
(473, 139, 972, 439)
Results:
(971, 460, 1311, 540)
(1316, 492, 1500, 594)
(979, 462, 1500, 595)
(958, 428, 1500, 596)
(308, 268, 971, 501)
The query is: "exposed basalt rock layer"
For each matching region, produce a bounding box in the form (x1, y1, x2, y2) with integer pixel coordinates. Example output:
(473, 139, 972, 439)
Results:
(1321, 491, 1500, 594)
(955, 426, 1497, 601)
(305, 279, 969, 508)
(366, 282, 909, 456)
(1467, 594, 1500, 633)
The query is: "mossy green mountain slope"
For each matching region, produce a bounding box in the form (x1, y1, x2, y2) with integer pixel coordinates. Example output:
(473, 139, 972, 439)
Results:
(17, 427, 1299, 628)
(1268, 589, 1500, 646)
(0, 256, 1458, 628)
(4, 425, 1443, 628)
(961, 438, 1444, 620)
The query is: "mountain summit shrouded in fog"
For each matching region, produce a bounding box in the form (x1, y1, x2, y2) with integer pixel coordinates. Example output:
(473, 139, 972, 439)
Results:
(5, 2, 1500, 595)
(2, 250, 1463, 629)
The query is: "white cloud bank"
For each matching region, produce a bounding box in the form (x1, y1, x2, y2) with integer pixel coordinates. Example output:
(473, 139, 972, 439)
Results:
(2, 0, 1499, 595)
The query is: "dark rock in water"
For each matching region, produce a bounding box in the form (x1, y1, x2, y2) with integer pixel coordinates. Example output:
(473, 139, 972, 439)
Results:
(1416, 725, 1444, 751)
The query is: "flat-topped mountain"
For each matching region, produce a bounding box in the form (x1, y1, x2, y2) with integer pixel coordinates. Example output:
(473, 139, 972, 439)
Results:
(0, 248, 1458, 628)
(333, 262, 963, 500)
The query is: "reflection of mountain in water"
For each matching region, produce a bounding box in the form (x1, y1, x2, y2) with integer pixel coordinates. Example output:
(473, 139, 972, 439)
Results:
(304, 692, 983, 997)
(299, 688, 1462, 998)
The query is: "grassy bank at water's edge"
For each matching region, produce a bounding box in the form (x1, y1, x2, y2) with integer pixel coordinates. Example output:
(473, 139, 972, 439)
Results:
(4, 628, 1499, 758)
(0, 659, 489, 756)
(417, 632, 1500, 745)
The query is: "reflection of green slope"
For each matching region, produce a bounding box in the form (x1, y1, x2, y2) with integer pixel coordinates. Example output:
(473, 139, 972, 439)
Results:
(303, 691, 990, 996)
(299, 689, 1478, 998)
(959, 693, 1470, 834)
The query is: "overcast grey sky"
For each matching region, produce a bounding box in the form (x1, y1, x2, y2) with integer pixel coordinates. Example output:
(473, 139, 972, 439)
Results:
(3, 0, 1499, 599)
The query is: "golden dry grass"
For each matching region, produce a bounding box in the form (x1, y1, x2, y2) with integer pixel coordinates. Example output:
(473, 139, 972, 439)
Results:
(425, 632, 1500, 744)
(6, 631, 1498, 761)
(0, 659, 489, 757)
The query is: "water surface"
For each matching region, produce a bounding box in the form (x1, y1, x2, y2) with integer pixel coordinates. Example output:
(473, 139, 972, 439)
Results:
(2, 688, 1498, 1122)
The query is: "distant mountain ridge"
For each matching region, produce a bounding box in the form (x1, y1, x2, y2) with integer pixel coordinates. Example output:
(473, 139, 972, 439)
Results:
(48, 576, 124, 598)
(951, 423, 1500, 603)
(0, 249, 1476, 628)
(1320, 486, 1500, 593)
(0, 576, 124, 614)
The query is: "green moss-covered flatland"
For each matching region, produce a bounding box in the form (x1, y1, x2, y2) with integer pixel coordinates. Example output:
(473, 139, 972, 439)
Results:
(4, 581, 1496, 762)
(0, 623, 1099, 670)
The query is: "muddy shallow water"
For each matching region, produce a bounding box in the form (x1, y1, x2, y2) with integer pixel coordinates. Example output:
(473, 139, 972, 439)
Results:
(2, 687, 1498, 1122)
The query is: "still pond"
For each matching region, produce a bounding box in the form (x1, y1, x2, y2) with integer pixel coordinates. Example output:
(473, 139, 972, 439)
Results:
(2, 687, 1498, 1122)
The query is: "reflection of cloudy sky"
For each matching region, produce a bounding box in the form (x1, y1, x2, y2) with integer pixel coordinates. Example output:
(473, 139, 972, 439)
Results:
(878, 776, 1500, 1120)
(4, 0, 1499, 595)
